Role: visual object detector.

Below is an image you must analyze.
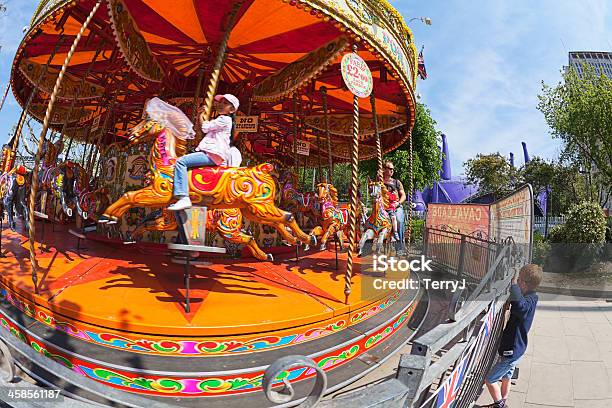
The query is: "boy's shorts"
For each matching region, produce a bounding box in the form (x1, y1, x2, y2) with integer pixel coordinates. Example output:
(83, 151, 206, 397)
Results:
(486, 355, 521, 383)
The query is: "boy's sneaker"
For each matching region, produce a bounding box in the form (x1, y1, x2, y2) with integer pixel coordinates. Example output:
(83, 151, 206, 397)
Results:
(480, 400, 506, 408)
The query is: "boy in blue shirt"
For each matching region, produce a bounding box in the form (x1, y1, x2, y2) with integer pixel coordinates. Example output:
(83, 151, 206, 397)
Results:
(482, 264, 542, 408)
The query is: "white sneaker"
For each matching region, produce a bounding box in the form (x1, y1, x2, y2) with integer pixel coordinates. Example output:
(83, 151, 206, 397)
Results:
(168, 197, 192, 211)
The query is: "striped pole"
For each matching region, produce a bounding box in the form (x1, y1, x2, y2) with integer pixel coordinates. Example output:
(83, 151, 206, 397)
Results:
(28, 0, 103, 292)
(344, 45, 361, 303)
(201, 1, 243, 123)
(0, 83, 10, 113)
(370, 93, 383, 182)
(321, 87, 333, 183)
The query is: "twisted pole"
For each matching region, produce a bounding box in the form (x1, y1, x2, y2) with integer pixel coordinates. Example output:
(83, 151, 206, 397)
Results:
(370, 93, 383, 182)
(344, 45, 361, 304)
(201, 1, 242, 123)
(11, 34, 65, 154)
(28, 0, 103, 292)
(407, 130, 414, 251)
(321, 87, 333, 183)
(0, 83, 10, 113)
(293, 94, 299, 173)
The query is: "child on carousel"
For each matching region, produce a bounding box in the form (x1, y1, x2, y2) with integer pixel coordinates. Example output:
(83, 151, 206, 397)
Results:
(168, 94, 241, 211)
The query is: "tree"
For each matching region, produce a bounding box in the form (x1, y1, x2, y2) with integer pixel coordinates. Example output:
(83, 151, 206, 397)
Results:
(520, 156, 590, 215)
(538, 64, 612, 207)
(360, 102, 442, 191)
(464, 153, 519, 200)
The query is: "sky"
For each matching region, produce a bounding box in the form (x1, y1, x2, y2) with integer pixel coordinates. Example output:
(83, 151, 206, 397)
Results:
(0, 1, 610, 176)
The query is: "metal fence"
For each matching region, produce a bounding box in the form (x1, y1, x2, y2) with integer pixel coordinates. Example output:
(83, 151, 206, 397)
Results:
(533, 216, 566, 236)
(424, 227, 499, 282)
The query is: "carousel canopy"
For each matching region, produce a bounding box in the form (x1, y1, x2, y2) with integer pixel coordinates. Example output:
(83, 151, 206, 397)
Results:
(12, 0, 419, 162)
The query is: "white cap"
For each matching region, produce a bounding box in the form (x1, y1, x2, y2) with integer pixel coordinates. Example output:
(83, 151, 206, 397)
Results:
(214, 94, 240, 111)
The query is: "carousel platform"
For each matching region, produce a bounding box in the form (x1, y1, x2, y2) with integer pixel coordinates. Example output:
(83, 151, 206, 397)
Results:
(0, 221, 424, 406)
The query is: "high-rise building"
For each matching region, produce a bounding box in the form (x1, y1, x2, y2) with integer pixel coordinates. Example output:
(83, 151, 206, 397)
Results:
(567, 51, 612, 78)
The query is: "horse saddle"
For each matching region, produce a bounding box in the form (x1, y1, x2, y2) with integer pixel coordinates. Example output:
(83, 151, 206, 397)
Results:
(189, 166, 234, 193)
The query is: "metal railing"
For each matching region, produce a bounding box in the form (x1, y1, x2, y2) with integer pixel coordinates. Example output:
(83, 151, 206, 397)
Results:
(424, 227, 499, 282)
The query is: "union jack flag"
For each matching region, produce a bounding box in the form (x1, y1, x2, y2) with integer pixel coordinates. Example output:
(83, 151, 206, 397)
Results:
(434, 355, 469, 408)
(418, 46, 427, 80)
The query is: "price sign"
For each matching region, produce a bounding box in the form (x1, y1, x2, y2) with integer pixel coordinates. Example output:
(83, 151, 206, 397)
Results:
(341, 53, 373, 98)
(236, 116, 259, 133)
(296, 139, 310, 156)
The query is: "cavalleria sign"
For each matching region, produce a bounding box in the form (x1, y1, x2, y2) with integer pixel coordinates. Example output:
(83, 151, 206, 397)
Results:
(341, 53, 373, 98)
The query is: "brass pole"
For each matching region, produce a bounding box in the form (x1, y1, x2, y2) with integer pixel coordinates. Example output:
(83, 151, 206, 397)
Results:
(11, 34, 65, 154)
(370, 93, 383, 182)
(0, 84, 10, 113)
(28, 0, 103, 293)
(345, 45, 361, 304)
(201, 1, 242, 123)
(293, 94, 299, 174)
(320, 87, 333, 183)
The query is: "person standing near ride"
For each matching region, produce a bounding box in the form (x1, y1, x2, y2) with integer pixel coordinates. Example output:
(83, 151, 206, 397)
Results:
(382, 160, 406, 253)
(168, 94, 240, 211)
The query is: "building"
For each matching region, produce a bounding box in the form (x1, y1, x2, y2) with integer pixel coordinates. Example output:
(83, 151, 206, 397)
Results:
(567, 51, 612, 78)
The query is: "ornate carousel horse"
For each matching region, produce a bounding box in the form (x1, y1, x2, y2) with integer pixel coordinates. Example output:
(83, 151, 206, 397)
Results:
(130, 207, 274, 261)
(0, 166, 30, 232)
(78, 185, 112, 222)
(309, 183, 369, 251)
(310, 183, 347, 250)
(98, 102, 315, 249)
(42, 161, 90, 219)
(358, 181, 392, 256)
(278, 169, 319, 228)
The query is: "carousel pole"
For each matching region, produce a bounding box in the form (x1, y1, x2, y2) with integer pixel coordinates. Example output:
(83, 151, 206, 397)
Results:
(344, 45, 361, 304)
(11, 34, 65, 154)
(406, 131, 414, 253)
(293, 94, 299, 174)
(320, 87, 333, 183)
(370, 94, 383, 182)
(0, 83, 10, 113)
(28, 0, 103, 293)
(200, 1, 243, 123)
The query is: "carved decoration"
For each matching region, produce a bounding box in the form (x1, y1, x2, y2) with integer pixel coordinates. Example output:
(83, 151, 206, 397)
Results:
(108, 0, 164, 83)
(19, 60, 104, 100)
(252, 37, 349, 102)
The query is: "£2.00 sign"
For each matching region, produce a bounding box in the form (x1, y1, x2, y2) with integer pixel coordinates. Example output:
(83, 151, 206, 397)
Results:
(341, 53, 373, 98)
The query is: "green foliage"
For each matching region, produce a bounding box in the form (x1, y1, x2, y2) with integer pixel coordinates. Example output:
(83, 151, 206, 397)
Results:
(410, 218, 425, 247)
(360, 102, 442, 190)
(547, 201, 607, 270)
(464, 153, 519, 200)
(553, 201, 606, 244)
(532, 230, 551, 266)
(538, 64, 612, 206)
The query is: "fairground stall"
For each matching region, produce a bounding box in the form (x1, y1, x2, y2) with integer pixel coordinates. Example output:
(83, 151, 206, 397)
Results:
(0, 0, 424, 406)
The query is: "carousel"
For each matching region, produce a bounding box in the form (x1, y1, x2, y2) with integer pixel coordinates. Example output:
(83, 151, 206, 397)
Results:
(0, 0, 424, 406)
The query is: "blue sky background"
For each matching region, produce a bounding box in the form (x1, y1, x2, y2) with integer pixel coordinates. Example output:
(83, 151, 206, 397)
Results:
(0, 1, 610, 176)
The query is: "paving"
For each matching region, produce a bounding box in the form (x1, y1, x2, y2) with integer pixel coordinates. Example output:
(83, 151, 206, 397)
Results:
(476, 292, 612, 408)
